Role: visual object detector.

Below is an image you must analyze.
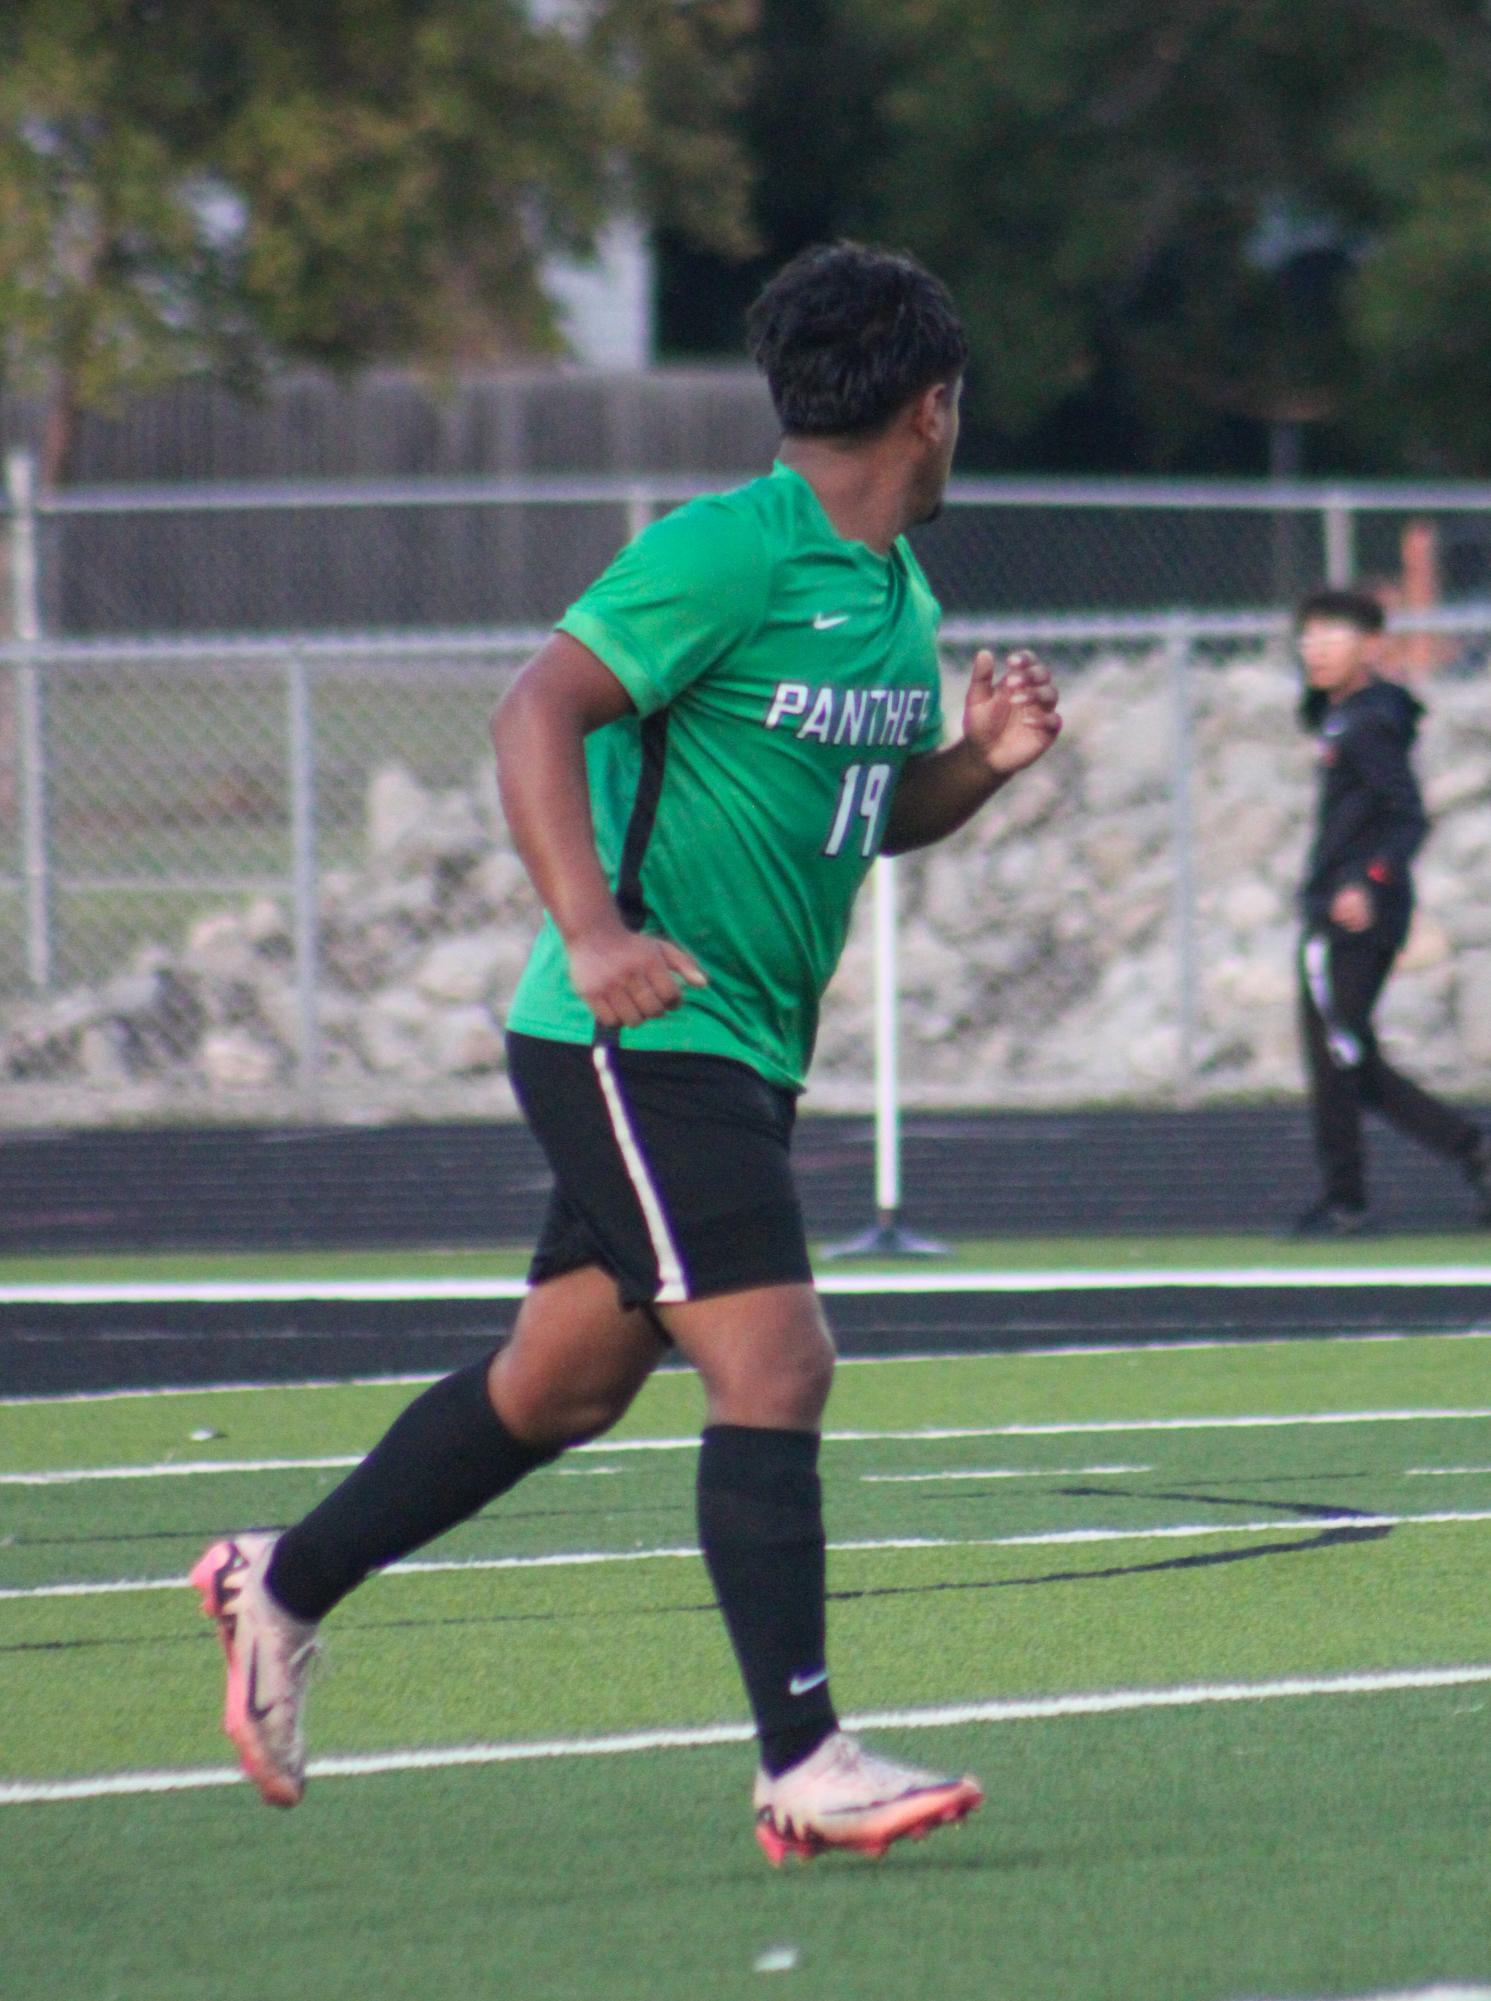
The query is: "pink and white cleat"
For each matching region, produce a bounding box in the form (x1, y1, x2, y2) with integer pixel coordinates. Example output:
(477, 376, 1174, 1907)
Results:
(753, 1732, 983, 1864)
(191, 1533, 319, 1808)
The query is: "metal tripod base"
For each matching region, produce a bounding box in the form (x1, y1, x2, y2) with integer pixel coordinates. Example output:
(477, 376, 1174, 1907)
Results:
(822, 1211, 947, 1260)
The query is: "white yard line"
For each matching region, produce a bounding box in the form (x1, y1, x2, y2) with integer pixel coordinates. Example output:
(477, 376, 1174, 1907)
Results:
(861, 1464, 1150, 1483)
(2, 1264, 1491, 1307)
(0, 1454, 362, 1486)
(4, 1329, 1490, 1408)
(8, 1406, 1491, 1487)
(0, 1373, 447, 1408)
(5, 1660, 1490, 1807)
(6, 1506, 1491, 1604)
(7, 1407, 1491, 1486)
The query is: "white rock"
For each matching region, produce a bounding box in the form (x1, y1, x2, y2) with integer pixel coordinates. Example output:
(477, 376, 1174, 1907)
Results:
(199, 1028, 282, 1089)
(414, 932, 525, 1004)
(367, 763, 432, 858)
(467, 848, 534, 913)
(1425, 756, 1491, 815)
(424, 1005, 504, 1075)
(1208, 952, 1295, 1012)
(78, 1022, 135, 1085)
(356, 987, 434, 1074)
(242, 897, 291, 950)
(1126, 1024, 1182, 1088)
(186, 911, 244, 956)
(1441, 807, 1491, 869)
(1219, 879, 1281, 933)
(1455, 952, 1491, 1064)
(1397, 913, 1453, 973)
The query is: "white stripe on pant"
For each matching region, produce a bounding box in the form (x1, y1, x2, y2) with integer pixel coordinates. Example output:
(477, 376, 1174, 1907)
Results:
(590, 1046, 690, 1303)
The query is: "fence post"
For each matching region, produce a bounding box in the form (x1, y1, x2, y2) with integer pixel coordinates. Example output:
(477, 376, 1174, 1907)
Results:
(625, 487, 653, 545)
(286, 646, 321, 1095)
(6, 450, 51, 991)
(1167, 614, 1198, 1107)
(1323, 496, 1356, 587)
(823, 854, 944, 1258)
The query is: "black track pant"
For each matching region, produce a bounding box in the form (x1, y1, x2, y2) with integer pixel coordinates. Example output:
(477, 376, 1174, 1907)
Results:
(1299, 926, 1479, 1209)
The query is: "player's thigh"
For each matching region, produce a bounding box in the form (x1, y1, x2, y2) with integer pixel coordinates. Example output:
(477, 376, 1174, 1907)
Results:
(1328, 929, 1394, 1032)
(507, 1032, 813, 1313)
(659, 1282, 835, 1430)
(489, 1263, 666, 1447)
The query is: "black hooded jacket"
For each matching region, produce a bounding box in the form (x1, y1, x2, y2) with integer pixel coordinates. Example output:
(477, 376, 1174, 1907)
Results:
(1299, 677, 1427, 932)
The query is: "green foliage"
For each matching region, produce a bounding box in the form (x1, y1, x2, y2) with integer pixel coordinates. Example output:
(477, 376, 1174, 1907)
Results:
(662, 0, 1491, 472)
(0, 0, 757, 479)
(847, 0, 1491, 470)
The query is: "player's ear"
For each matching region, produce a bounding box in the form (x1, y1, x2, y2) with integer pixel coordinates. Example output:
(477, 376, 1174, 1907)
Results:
(909, 378, 956, 445)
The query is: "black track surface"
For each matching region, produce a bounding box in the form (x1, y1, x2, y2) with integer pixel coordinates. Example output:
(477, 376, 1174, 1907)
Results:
(3, 1107, 1488, 1395)
(3, 1104, 1489, 1252)
(5, 1285, 1491, 1397)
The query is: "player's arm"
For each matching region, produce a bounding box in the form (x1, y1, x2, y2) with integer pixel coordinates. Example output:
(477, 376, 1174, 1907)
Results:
(882, 650, 1061, 855)
(1328, 717, 1428, 933)
(491, 633, 707, 1027)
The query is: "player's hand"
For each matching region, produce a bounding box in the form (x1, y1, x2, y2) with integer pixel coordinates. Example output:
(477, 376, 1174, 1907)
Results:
(566, 918, 708, 1029)
(962, 649, 1062, 778)
(1330, 884, 1374, 933)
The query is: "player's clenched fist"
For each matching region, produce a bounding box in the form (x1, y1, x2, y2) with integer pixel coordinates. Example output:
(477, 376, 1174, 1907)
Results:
(566, 919, 709, 1028)
(963, 648, 1062, 778)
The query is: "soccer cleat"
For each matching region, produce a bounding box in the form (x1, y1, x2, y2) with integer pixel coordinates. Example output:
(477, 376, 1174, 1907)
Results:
(1290, 1198, 1368, 1239)
(753, 1732, 983, 1865)
(191, 1532, 319, 1808)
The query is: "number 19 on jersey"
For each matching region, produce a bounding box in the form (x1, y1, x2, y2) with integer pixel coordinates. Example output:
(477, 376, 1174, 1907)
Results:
(823, 761, 893, 858)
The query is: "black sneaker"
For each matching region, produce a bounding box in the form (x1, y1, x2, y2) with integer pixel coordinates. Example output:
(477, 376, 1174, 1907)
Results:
(1291, 1199, 1369, 1239)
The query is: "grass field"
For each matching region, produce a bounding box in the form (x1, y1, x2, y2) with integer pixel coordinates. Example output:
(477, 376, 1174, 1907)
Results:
(5, 1329, 1491, 1999)
(0, 1230, 1487, 1286)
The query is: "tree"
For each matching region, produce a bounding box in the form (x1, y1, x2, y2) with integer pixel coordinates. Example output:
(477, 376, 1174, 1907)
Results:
(661, 0, 1491, 474)
(852, 0, 1491, 473)
(656, 0, 887, 354)
(0, 0, 757, 485)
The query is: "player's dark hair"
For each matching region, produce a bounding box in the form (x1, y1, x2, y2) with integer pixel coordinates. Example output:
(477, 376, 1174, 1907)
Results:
(746, 242, 968, 438)
(1294, 588, 1386, 635)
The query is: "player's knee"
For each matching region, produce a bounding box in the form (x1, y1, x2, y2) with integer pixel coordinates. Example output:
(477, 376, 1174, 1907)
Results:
(488, 1354, 632, 1451)
(788, 1332, 836, 1413)
(712, 1330, 834, 1428)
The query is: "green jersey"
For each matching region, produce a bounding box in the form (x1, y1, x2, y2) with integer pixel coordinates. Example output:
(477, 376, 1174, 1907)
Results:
(506, 461, 945, 1091)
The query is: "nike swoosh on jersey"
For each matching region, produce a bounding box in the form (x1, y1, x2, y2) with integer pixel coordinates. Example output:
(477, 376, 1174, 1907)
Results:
(811, 613, 849, 630)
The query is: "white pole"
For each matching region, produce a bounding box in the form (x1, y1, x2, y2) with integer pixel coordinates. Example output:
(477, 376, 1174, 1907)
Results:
(286, 648, 321, 1095)
(872, 853, 901, 1219)
(7, 450, 51, 990)
(1167, 615, 1197, 1106)
(1324, 496, 1356, 588)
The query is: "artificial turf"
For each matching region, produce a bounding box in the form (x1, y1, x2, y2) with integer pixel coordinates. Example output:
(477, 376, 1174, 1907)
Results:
(4, 1337, 1491, 1999)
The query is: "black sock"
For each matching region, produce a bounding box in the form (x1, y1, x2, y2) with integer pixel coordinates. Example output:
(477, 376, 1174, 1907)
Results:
(697, 1423, 838, 1778)
(265, 1354, 555, 1622)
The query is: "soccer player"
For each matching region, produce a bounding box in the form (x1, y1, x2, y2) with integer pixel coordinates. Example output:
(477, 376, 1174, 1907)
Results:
(1292, 588, 1489, 1235)
(193, 242, 1063, 1862)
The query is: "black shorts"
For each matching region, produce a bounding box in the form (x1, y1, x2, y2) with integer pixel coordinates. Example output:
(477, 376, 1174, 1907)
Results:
(506, 1031, 813, 1311)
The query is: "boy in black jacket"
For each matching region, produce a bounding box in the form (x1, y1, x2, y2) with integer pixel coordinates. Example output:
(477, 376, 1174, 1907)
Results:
(1293, 589, 1489, 1234)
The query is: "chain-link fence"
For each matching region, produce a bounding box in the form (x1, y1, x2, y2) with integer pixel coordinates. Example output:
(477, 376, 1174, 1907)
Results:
(12, 457, 1491, 634)
(2, 457, 1489, 1125)
(1, 611, 1488, 1127)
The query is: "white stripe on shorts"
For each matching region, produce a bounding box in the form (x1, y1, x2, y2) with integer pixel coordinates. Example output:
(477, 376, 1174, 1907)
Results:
(591, 1045, 690, 1304)
(1303, 931, 1363, 1068)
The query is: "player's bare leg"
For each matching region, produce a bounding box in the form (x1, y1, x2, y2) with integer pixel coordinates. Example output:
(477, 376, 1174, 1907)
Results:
(487, 1263, 667, 1447)
(194, 1265, 664, 1805)
(661, 1283, 983, 1862)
